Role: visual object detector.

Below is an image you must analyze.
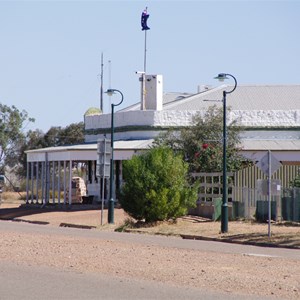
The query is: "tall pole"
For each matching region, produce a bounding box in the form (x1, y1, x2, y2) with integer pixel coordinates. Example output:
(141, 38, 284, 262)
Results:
(108, 103, 115, 224)
(144, 29, 147, 73)
(106, 89, 124, 224)
(143, 30, 147, 110)
(214, 73, 237, 234)
(268, 150, 272, 238)
(141, 23, 147, 110)
(140, 7, 150, 111)
(221, 90, 228, 233)
(141, 72, 146, 110)
(142, 6, 149, 73)
(108, 60, 111, 89)
(100, 52, 104, 112)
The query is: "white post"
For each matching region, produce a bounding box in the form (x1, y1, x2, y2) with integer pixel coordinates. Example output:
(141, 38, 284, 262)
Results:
(45, 152, 49, 204)
(63, 161, 67, 205)
(69, 160, 72, 206)
(52, 161, 55, 204)
(42, 161, 45, 205)
(36, 162, 39, 204)
(31, 162, 34, 203)
(57, 161, 61, 205)
(26, 161, 29, 204)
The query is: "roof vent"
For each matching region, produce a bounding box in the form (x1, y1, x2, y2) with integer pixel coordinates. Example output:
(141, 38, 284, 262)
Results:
(175, 96, 186, 100)
(198, 85, 212, 93)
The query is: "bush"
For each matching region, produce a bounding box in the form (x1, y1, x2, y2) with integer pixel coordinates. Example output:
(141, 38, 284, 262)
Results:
(290, 174, 300, 188)
(119, 146, 198, 223)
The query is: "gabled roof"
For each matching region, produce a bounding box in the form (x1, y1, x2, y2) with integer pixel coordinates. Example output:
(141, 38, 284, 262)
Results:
(26, 140, 154, 162)
(26, 138, 300, 164)
(165, 85, 300, 111)
(25, 140, 154, 155)
(242, 139, 300, 151)
(119, 92, 194, 112)
(121, 85, 300, 112)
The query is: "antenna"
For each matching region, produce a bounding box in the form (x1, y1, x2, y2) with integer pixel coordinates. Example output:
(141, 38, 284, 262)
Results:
(108, 60, 112, 90)
(100, 52, 104, 112)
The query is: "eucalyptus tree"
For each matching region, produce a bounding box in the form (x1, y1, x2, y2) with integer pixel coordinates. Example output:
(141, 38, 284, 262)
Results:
(0, 104, 34, 173)
(155, 105, 250, 173)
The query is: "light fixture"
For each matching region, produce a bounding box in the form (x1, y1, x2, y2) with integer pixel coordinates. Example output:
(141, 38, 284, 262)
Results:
(214, 73, 237, 233)
(105, 88, 124, 224)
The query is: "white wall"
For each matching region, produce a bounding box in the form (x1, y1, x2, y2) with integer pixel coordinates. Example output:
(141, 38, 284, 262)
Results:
(230, 110, 300, 127)
(85, 109, 300, 143)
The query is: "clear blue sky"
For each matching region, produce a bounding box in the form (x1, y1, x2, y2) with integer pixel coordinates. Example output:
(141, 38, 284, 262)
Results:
(0, 0, 299, 132)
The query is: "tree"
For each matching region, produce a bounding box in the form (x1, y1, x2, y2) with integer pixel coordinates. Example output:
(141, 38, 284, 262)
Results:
(0, 104, 34, 173)
(43, 122, 85, 147)
(17, 129, 46, 177)
(17, 122, 85, 177)
(155, 105, 249, 173)
(119, 146, 198, 223)
(43, 126, 62, 147)
(59, 122, 84, 145)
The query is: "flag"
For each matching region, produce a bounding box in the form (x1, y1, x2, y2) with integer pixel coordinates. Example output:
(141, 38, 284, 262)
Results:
(141, 7, 150, 31)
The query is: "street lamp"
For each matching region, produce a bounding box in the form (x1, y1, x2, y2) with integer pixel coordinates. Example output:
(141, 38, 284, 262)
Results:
(214, 73, 237, 233)
(106, 88, 124, 224)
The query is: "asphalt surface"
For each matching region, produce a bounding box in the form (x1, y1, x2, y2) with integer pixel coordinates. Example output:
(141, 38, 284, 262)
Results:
(0, 221, 280, 300)
(1, 261, 271, 300)
(1, 220, 300, 260)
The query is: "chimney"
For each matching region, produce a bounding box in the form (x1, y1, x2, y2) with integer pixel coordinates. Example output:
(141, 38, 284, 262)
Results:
(144, 74, 163, 111)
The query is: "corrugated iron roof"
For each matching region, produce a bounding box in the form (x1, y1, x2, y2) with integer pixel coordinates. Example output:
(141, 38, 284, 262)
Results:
(119, 85, 300, 112)
(25, 140, 154, 154)
(241, 139, 300, 151)
(164, 85, 300, 111)
(25, 138, 300, 164)
(118, 92, 194, 112)
(114, 139, 153, 149)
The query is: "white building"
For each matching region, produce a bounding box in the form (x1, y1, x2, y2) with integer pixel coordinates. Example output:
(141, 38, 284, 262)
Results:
(26, 75, 300, 205)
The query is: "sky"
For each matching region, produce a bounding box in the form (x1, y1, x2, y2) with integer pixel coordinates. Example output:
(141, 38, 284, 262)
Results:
(0, 0, 299, 133)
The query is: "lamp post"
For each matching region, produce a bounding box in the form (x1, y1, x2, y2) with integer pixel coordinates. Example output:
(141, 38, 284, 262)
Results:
(106, 88, 124, 224)
(214, 73, 237, 233)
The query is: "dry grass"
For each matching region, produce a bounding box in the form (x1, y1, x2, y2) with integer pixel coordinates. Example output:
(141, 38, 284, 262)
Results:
(1, 191, 25, 202)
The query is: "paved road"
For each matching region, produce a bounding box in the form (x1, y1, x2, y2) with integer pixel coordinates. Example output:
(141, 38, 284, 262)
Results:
(1, 220, 299, 260)
(0, 260, 269, 300)
(0, 221, 298, 299)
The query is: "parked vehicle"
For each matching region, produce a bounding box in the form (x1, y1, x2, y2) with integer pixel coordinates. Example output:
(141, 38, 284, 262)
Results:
(66, 177, 87, 203)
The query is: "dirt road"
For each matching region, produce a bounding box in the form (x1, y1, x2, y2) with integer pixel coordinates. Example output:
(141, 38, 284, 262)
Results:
(0, 220, 299, 299)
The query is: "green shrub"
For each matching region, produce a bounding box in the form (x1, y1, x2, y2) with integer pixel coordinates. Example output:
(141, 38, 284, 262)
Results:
(290, 175, 300, 188)
(119, 146, 198, 223)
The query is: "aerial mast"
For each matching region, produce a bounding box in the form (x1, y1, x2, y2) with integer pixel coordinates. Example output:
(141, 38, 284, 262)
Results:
(100, 52, 104, 112)
(140, 7, 150, 110)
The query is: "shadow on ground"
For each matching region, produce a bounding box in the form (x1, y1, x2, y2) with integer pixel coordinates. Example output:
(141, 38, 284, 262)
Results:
(180, 231, 300, 249)
(222, 232, 300, 249)
(0, 204, 101, 223)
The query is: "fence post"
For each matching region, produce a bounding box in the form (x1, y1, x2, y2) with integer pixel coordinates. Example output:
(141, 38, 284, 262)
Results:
(293, 188, 296, 222)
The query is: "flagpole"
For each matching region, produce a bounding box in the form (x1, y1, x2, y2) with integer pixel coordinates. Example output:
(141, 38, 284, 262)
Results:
(144, 29, 147, 73)
(142, 6, 149, 73)
(141, 7, 150, 110)
(142, 29, 147, 110)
